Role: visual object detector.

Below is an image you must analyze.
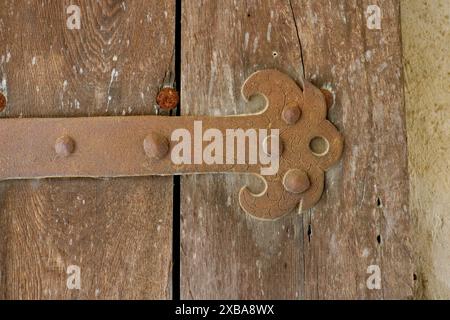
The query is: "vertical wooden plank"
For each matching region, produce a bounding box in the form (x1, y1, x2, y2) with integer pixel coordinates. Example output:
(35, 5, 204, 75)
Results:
(0, 0, 174, 299)
(181, 0, 413, 299)
(291, 0, 413, 299)
(181, 0, 306, 299)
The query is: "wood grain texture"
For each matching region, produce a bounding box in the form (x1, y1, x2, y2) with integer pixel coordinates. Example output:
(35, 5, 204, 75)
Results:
(181, 0, 413, 299)
(181, 0, 307, 300)
(0, 0, 174, 299)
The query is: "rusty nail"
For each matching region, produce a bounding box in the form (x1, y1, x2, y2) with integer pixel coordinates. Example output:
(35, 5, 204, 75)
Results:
(0, 92, 6, 113)
(262, 135, 284, 157)
(282, 103, 301, 125)
(283, 169, 310, 194)
(55, 135, 75, 157)
(156, 87, 179, 110)
(143, 132, 169, 160)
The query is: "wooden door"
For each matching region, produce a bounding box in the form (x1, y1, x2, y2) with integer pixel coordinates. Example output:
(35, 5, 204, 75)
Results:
(0, 1, 174, 299)
(0, 0, 413, 300)
(181, 0, 413, 300)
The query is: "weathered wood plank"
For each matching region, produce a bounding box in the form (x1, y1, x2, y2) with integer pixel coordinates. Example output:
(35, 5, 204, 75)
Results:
(181, 0, 413, 299)
(0, 0, 174, 299)
(181, 0, 306, 300)
(293, 0, 413, 299)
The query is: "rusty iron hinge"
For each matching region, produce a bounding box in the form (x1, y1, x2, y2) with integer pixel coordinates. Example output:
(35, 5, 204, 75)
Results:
(0, 70, 343, 220)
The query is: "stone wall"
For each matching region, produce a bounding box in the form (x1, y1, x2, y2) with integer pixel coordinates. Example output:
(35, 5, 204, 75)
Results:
(401, 0, 450, 299)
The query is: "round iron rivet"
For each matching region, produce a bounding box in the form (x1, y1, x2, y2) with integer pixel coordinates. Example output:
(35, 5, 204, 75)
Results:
(283, 169, 310, 194)
(55, 135, 75, 157)
(0, 92, 7, 113)
(262, 135, 284, 157)
(156, 87, 179, 110)
(143, 132, 169, 160)
(282, 103, 301, 125)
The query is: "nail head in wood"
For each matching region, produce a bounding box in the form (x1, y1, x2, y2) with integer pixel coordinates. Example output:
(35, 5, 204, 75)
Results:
(156, 87, 179, 110)
(55, 135, 75, 157)
(143, 132, 169, 160)
(283, 169, 310, 194)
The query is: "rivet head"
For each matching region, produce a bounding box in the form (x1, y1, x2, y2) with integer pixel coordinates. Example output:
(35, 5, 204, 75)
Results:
(55, 135, 75, 157)
(262, 135, 284, 157)
(156, 87, 179, 110)
(0, 92, 6, 113)
(282, 103, 301, 125)
(283, 169, 310, 194)
(143, 132, 169, 160)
